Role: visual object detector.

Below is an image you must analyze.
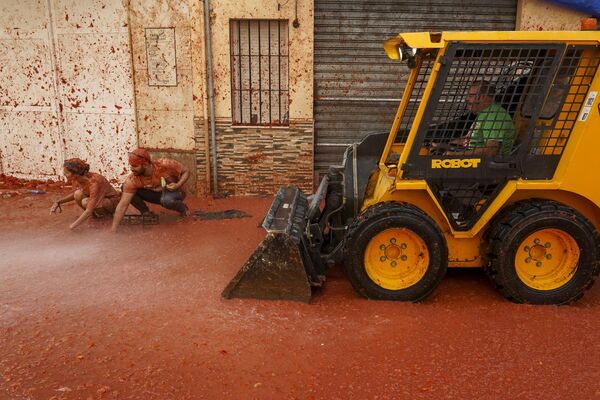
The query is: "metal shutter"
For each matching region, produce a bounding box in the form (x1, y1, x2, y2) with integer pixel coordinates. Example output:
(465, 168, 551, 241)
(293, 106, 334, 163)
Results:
(314, 0, 518, 178)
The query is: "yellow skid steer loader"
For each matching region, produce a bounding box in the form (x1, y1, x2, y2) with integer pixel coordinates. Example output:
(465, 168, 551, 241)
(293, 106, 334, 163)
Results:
(223, 31, 600, 305)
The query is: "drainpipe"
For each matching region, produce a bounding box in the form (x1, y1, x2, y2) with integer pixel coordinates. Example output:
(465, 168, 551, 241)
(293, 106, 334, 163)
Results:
(200, 5, 211, 194)
(46, 0, 67, 178)
(203, 0, 219, 195)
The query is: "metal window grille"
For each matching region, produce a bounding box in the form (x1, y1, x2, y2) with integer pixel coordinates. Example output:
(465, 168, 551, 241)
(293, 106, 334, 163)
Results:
(230, 20, 289, 126)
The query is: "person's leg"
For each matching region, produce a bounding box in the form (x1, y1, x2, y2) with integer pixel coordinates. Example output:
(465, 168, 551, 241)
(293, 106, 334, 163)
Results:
(102, 196, 120, 215)
(160, 190, 189, 216)
(74, 189, 87, 210)
(80, 195, 108, 219)
(91, 197, 117, 218)
(128, 188, 161, 214)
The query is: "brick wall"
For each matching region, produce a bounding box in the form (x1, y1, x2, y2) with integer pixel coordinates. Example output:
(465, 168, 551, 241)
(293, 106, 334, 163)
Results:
(194, 119, 314, 196)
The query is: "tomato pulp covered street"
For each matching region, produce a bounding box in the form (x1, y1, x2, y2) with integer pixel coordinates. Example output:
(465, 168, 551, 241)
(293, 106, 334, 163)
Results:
(1, 187, 600, 400)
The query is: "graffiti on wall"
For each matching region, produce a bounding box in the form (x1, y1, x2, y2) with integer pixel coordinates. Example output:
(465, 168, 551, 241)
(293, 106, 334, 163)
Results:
(145, 27, 178, 87)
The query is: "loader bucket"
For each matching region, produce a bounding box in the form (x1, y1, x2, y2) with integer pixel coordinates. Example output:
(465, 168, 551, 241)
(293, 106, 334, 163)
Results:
(222, 186, 325, 303)
(221, 233, 312, 302)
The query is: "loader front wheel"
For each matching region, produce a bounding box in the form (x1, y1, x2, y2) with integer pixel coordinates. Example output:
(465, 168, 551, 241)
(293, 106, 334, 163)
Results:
(486, 200, 600, 304)
(344, 203, 447, 301)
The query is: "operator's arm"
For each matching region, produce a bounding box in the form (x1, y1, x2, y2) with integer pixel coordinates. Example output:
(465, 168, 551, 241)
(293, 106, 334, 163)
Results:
(446, 139, 500, 156)
(110, 191, 135, 232)
(50, 192, 75, 214)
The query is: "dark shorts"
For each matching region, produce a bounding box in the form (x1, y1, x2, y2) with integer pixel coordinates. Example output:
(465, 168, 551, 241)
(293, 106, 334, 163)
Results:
(129, 188, 188, 215)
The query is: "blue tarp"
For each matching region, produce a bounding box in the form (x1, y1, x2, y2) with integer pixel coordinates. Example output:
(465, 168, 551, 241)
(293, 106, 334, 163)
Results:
(549, 0, 600, 15)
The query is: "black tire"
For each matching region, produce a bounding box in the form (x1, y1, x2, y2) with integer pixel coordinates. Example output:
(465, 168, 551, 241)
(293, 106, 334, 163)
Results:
(343, 202, 448, 301)
(486, 200, 600, 304)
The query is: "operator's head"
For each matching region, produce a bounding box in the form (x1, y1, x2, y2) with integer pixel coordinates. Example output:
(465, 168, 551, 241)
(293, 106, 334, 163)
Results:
(63, 158, 90, 179)
(128, 148, 151, 176)
(466, 80, 495, 113)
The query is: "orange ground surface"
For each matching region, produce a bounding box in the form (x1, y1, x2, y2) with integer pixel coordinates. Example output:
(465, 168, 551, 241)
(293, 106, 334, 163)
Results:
(1, 185, 600, 400)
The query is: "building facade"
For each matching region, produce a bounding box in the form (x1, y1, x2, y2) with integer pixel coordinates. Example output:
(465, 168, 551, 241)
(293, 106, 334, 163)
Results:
(0, 0, 591, 195)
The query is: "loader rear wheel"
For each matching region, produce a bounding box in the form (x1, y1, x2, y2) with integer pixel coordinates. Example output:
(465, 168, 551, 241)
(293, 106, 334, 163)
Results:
(344, 203, 447, 301)
(486, 200, 600, 304)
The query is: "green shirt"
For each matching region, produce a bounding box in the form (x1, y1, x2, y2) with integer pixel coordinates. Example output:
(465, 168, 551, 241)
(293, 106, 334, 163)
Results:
(468, 103, 516, 155)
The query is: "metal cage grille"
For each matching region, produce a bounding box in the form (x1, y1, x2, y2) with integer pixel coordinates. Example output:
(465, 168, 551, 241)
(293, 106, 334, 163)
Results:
(528, 46, 600, 156)
(410, 44, 600, 158)
(230, 20, 289, 126)
(424, 46, 562, 156)
(430, 181, 502, 228)
(400, 43, 600, 230)
(394, 52, 437, 144)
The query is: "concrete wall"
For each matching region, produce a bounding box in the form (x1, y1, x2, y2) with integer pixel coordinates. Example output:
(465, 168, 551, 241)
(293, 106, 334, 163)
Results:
(129, 0, 198, 151)
(517, 0, 591, 30)
(126, 0, 316, 196)
(0, 0, 137, 181)
(0, 0, 323, 196)
(0, 0, 61, 178)
(0, 0, 201, 189)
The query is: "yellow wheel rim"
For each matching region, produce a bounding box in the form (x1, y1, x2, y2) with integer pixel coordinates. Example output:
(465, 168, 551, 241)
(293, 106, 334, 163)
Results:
(364, 228, 430, 290)
(514, 228, 580, 291)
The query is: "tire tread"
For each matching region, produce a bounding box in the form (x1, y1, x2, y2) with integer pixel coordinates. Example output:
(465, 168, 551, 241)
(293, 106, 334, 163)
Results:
(485, 200, 600, 304)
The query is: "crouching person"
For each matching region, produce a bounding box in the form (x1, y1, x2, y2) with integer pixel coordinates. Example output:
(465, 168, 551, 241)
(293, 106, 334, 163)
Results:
(50, 158, 121, 230)
(110, 148, 190, 232)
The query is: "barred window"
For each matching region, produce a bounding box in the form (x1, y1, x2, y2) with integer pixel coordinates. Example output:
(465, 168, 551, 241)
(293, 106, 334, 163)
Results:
(230, 20, 289, 126)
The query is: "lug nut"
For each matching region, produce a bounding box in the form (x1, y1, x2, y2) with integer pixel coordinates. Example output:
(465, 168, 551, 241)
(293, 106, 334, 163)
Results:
(401, 243, 407, 249)
(546, 254, 552, 260)
(534, 238, 541, 244)
(390, 238, 396, 244)
(525, 257, 532, 263)
(391, 261, 397, 267)
(536, 261, 543, 267)
(401, 255, 408, 261)
(524, 246, 530, 252)
(380, 244, 386, 250)
(380, 256, 386, 262)
(545, 242, 551, 248)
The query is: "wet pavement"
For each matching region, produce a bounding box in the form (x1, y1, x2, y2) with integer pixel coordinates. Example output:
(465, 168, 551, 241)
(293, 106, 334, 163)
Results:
(1, 189, 600, 399)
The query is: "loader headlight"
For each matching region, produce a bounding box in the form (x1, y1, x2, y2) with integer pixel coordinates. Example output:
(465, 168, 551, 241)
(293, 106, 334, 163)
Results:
(399, 46, 418, 69)
(398, 46, 417, 61)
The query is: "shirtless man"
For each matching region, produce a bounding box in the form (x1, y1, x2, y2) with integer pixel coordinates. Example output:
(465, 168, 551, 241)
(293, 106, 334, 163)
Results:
(110, 148, 190, 232)
(50, 158, 121, 230)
